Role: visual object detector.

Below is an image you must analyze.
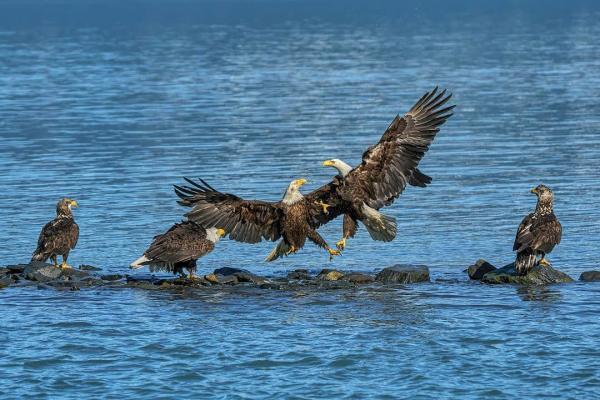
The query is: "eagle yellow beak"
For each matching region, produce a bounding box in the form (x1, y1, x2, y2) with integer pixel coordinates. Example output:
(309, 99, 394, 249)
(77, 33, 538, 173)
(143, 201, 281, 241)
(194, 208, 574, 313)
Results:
(70, 200, 78, 208)
(216, 228, 226, 237)
(296, 178, 308, 187)
(530, 188, 537, 194)
(322, 160, 334, 167)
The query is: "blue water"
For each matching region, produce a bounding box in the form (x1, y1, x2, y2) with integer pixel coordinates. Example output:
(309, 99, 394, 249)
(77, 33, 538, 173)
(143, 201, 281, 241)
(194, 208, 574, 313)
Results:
(1, 0, 600, 398)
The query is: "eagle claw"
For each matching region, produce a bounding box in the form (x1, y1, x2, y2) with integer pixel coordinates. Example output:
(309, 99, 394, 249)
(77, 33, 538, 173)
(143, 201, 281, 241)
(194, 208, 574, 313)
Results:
(327, 248, 341, 261)
(539, 258, 551, 267)
(316, 200, 332, 214)
(336, 238, 347, 251)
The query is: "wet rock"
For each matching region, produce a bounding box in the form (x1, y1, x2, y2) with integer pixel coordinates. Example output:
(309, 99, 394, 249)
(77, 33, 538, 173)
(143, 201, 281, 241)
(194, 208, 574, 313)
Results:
(317, 269, 345, 281)
(342, 273, 375, 284)
(46, 280, 81, 291)
(213, 267, 267, 284)
(318, 279, 355, 290)
(579, 271, 600, 282)
(287, 269, 311, 280)
(24, 263, 62, 282)
(61, 268, 91, 280)
(0, 275, 14, 288)
(79, 264, 102, 271)
(0, 267, 9, 276)
(100, 274, 124, 281)
(6, 264, 27, 274)
(467, 259, 497, 280)
(481, 263, 574, 285)
(205, 273, 238, 285)
(376, 265, 430, 284)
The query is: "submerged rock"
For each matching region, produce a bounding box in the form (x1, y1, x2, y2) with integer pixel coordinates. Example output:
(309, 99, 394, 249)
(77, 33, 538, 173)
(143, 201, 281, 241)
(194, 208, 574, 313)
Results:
(287, 269, 312, 280)
(467, 259, 497, 280)
(317, 269, 345, 281)
(79, 265, 102, 271)
(481, 263, 574, 285)
(376, 265, 430, 284)
(342, 273, 375, 284)
(100, 274, 124, 281)
(0, 275, 14, 288)
(579, 271, 600, 282)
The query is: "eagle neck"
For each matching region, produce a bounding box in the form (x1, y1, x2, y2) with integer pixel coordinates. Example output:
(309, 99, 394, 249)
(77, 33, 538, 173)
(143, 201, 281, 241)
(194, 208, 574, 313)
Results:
(335, 161, 353, 177)
(282, 190, 304, 205)
(535, 199, 553, 215)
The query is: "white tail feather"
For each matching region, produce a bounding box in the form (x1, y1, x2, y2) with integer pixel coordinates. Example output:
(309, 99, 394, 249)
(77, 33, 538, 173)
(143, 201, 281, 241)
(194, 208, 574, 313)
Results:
(361, 204, 397, 242)
(130, 255, 150, 269)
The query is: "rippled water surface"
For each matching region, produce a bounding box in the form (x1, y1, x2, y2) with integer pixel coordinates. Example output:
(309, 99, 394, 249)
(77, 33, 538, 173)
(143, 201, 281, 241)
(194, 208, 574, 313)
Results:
(1, 1, 600, 398)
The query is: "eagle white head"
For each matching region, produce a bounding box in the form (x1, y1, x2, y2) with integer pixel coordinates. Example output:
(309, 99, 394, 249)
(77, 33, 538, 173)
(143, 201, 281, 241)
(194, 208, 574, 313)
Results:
(282, 178, 307, 205)
(206, 227, 226, 243)
(322, 159, 352, 177)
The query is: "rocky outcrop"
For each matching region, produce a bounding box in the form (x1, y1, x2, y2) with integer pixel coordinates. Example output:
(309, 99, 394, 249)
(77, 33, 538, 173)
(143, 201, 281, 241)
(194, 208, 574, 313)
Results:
(376, 265, 430, 284)
(317, 269, 344, 281)
(480, 262, 574, 285)
(24, 262, 63, 282)
(342, 273, 375, 284)
(213, 267, 268, 285)
(287, 269, 311, 280)
(579, 271, 600, 282)
(467, 259, 497, 280)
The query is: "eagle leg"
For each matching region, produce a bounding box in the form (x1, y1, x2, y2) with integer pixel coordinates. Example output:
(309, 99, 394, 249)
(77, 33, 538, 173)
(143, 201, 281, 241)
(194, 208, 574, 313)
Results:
(336, 237, 348, 251)
(50, 255, 59, 268)
(285, 246, 297, 256)
(60, 255, 72, 269)
(315, 200, 332, 214)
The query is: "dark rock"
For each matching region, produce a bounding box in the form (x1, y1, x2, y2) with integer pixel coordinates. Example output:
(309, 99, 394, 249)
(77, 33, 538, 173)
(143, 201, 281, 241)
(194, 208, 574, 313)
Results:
(61, 268, 91, 280)
(317, 269, 345, 281)
(205, 273, 238, 285)
(467, 259, 497, 280)
(78, 264, 102, 271)
(0, 275, 14, 288)
(213, 267, 247, 276)
(579, 271, 600, 282)
(6, 264, 27, 273)
(24, 263, 62, 282)
(100, 274, 124, 281)
(287, 269, 311, 280)
(481, 263, 574, 285)
(376, 265, 430, 284)
(0, 267, 9, 276)
(342, 273, 375, 284)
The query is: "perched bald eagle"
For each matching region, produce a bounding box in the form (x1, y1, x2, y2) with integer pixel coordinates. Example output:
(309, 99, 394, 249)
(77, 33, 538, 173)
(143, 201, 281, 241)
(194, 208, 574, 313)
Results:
(174, 178, 342, 262)
(31, 198, 79, 268)
(130, 221, 225, 278)
(316, 87, 454, 250)
(513, 185, 562, 276)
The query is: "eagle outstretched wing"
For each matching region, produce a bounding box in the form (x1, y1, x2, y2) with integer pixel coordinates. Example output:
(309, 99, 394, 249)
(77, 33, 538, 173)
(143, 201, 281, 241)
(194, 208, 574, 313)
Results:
(174, 178, 283, 244)
(345, 87, 454, 209)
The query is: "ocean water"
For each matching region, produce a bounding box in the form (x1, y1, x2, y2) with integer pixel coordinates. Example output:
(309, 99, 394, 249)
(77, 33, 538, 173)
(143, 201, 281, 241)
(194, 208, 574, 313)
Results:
(1, 0, 600, 398)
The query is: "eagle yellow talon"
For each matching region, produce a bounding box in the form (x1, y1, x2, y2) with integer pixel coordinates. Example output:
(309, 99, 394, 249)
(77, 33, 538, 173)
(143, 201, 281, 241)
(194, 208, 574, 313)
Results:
(539, 258, 551, 267)
(316, 200, 332, 214)
(60, 262, 72, 269)
(336, 238, 347, 251)
(327, 248, 341, 261)
(286, 246, 298, 256)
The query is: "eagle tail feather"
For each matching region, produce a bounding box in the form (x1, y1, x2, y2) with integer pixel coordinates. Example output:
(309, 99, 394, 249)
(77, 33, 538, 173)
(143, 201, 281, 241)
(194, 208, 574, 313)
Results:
(361, 205, 397, 242)
(515, 249, 537, 276)
(265, 240, 290, 262)
(130, 255, 150, 269)
(31, 251, 47, 262)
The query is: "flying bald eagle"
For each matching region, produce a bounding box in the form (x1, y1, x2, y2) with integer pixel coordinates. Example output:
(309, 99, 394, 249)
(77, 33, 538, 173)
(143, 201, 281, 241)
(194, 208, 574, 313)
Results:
(31, 198, 79, 268)
(315, 87, 454, 250)
(130, 221, 225, 278)
(175, 178, 342, 262)
(513, 184, 562, 276)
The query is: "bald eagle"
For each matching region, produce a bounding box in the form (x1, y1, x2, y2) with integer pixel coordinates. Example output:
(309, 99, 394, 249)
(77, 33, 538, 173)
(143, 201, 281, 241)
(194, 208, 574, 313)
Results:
(513, 185, 562, 276)
(31, 198, 79, 268)
(175, 178, 342, 262)
(315, 87, 454, 250)
(130, 221, 225, 278)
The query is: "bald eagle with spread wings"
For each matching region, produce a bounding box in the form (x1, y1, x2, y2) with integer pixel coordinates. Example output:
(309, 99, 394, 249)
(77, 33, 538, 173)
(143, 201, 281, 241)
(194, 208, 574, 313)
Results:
(174, 87, 454, 261)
